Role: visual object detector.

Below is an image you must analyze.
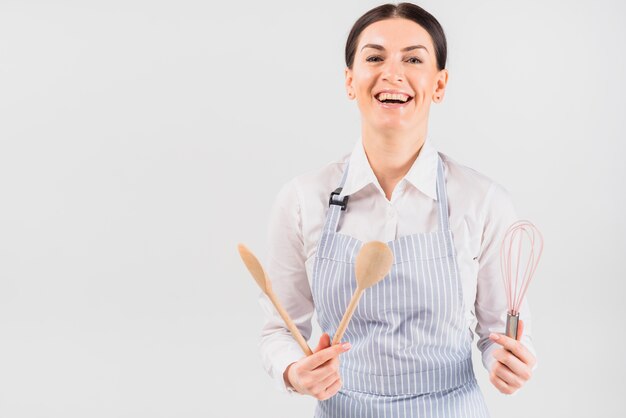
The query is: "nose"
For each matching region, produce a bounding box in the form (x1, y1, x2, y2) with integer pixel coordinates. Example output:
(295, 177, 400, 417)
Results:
(381, 58, 404, 83)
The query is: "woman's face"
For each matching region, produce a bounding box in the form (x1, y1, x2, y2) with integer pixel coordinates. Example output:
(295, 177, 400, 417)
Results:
(345, 18, 448, 133)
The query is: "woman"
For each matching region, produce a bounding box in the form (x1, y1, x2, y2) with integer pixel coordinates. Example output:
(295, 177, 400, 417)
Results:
(258, 3, 537, 416)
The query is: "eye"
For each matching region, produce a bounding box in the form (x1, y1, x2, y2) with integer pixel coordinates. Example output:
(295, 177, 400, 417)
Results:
(366, 55, 382, 62)
(407, 57, 422, 64)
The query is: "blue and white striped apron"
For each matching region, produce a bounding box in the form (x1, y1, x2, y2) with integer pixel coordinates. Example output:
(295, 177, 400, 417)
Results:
(311, 153, 490, 417)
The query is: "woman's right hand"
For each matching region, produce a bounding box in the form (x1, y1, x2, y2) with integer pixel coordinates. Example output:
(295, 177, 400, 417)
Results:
(283, 333, 352, 400)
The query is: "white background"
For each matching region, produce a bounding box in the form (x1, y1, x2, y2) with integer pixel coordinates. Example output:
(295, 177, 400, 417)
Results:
(1, 0, 624, 417)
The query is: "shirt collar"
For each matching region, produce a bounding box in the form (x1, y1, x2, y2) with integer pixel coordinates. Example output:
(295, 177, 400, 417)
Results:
(341, 136, 438, 201)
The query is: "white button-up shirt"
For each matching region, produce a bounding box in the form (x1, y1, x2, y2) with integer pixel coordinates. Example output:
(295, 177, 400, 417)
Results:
(258, 136, 537, 393)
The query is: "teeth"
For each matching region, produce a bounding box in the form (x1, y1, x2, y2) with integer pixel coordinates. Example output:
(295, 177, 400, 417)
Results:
(377, 92, 410, 102)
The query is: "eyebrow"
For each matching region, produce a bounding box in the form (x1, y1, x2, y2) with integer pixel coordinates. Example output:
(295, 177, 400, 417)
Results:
(360, 43, 429, 53)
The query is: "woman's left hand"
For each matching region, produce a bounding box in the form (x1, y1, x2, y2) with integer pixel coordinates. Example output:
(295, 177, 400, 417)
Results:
(488, 319, 536, 395)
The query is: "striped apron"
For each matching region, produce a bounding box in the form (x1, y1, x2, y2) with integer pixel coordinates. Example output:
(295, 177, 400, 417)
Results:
(311, 153, 490, 417)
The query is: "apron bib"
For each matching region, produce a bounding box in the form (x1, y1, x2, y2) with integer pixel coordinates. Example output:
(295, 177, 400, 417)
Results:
(311, 153, 490, 417)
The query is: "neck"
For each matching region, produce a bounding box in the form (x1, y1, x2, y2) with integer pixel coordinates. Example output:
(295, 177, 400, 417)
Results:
(361, 123, 427, 200)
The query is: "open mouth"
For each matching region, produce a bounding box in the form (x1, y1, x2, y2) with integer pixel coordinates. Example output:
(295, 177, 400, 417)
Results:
(374, 92, 414, 105)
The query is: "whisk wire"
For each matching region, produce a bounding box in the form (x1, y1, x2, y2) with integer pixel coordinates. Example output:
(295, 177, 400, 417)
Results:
(500, 220, 543, 316)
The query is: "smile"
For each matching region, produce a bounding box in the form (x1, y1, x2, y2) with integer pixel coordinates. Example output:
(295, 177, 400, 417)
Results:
(374, 92, 414, 109)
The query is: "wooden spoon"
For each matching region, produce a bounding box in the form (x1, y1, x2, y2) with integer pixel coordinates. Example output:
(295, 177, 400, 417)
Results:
(238, 243, 313, 356)
(332, 241, 394, 345)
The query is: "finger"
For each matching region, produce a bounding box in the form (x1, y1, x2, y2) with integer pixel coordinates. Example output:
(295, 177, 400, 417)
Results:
(490, 371, 515, 395)
(309, 356, 340, 381)
(493, 348, 531, 381)
(493, 362, 523, 389)
(317, 369, 341, 391)
(517, 319, 524, 341)
(303, 361, 339, 396)
(319, 377, 342, 401)
(302, 342, 351, 369)
(489, 332, 533, 365)
(314, 333, 331, 353)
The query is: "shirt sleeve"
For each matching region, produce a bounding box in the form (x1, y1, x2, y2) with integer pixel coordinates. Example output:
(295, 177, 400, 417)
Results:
(257, 178, 315, 394)
(474, 182, 538, 374)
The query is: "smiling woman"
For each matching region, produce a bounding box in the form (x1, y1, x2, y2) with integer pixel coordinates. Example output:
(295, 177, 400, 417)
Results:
(257, 3, 537, 418)
(345, 15, 449, 168)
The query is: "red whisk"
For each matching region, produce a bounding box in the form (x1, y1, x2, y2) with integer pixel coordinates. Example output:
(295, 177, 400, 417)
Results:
(500, 220, 543, 339)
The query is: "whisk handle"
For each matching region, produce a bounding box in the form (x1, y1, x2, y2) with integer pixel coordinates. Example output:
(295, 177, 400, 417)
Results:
(505, 312, 519, 339)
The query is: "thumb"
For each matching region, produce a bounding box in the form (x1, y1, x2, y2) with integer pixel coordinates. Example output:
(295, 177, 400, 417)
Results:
(517, 319, 524, 341)
(314, 332, 331, 353)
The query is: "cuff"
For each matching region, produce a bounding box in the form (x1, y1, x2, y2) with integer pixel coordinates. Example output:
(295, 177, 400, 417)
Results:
(482, 341, 499, 373)
(271, 345, 306, 395)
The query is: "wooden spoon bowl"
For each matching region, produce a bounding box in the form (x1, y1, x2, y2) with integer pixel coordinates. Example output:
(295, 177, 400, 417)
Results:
(332, 241, 393, 345)
(238, 243, 312, 356)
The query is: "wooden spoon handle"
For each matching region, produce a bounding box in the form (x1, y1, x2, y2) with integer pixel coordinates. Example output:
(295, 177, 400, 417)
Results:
(332, 289, 363, 345)
(266, 289, 313, 356)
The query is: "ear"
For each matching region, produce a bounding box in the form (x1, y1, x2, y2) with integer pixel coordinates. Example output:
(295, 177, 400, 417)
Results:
(432, 68, 449, 103)
(345, 67, 355, 100)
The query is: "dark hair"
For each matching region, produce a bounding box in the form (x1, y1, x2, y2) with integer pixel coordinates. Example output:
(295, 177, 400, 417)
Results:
(345, 2, 447, 71)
